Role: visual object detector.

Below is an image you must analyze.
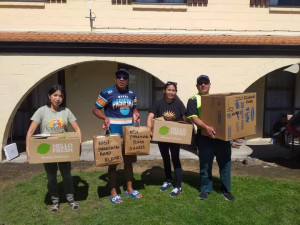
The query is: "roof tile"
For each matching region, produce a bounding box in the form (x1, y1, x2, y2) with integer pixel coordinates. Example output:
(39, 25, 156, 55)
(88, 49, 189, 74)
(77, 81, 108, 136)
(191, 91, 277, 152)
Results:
(0, 32, 299, 46)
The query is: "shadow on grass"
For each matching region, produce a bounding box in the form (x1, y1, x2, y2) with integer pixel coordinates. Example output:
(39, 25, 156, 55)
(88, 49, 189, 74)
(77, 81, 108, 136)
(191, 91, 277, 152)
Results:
(97, 170, 146, 199)
(44, 175, 89, 205)
(248, 144, 300, 169)
(140, 165, 224, 194)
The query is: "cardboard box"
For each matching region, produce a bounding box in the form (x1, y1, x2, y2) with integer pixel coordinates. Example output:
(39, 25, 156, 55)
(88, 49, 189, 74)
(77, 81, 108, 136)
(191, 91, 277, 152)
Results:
(201, 92, 256, 141)
(29, 132, 80, 164)
(151, 118, 194, 145)
(93, 134, 123, 166)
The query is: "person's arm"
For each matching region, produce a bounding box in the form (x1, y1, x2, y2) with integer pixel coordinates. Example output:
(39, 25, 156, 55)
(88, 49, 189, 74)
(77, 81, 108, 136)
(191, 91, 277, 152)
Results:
(147, 112, 155, 127)
(187, 97, 216, 139)
(70, 121, 82, 144)
(147, 112, 155, 138)
(189, 116, 216, 139)
(92, 105, 110, 130)
(132, 107, 140, 123)
(25, 121, 39, 162)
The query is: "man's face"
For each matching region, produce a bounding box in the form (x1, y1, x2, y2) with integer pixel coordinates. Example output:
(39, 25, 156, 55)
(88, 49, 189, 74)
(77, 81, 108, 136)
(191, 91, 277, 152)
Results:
(115, 74, 129, 91)
(196, 78, 211, 95)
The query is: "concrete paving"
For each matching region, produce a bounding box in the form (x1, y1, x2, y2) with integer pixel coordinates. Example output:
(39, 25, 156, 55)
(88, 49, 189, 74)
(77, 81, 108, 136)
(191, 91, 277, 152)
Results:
(1, 138, 293, 164)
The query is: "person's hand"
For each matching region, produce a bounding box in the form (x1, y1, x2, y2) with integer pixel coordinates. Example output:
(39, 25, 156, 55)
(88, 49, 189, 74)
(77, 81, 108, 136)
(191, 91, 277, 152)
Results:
(102, 118, 110, 130)
(205, 126, 216, 139)
(133, 112, 140, 123)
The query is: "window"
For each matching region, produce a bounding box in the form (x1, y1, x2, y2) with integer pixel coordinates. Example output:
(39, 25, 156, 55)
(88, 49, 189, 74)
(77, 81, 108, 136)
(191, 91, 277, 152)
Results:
(0, 0, 45, 2)
(133, 0, 186, 3)
(270, 0, 300, 7)
(250, 0, 300, 7)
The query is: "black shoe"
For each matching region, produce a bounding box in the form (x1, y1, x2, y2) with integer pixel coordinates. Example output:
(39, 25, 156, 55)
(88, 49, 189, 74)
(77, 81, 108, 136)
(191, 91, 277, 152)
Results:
(222, 192, 235, 201)
(199, 192, 209, 200)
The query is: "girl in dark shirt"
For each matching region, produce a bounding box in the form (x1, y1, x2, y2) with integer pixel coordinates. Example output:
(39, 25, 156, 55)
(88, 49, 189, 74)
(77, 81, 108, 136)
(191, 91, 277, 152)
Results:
(147, 81, 187, 197)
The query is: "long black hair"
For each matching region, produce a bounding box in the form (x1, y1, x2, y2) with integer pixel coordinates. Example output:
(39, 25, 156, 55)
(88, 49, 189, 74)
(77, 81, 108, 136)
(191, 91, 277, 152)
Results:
(47, 84, 66, 107)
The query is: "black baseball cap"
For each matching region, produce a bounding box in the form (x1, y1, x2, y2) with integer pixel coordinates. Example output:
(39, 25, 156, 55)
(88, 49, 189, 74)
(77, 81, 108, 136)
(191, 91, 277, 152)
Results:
(197, 75, 210, 84)
(115, 68, 130, 77)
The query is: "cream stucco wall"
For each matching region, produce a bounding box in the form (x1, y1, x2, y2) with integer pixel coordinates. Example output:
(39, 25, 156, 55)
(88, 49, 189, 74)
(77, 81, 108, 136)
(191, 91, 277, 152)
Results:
(1, 54, 299, 155)
(0, 0, 299, 35)
(65, 61, 118, 141)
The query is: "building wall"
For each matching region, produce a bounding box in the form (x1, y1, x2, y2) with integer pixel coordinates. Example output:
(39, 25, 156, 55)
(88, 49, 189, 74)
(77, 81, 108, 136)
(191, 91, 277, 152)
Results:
(1, 54, 299, 155)
(65, 61, 118, 141)
(0, 0, 299, 35)
(1, 0, 300, 160)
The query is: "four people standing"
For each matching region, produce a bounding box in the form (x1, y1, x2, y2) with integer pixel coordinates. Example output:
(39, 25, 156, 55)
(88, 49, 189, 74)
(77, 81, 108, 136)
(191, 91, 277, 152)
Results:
(25, 71, 235, 211)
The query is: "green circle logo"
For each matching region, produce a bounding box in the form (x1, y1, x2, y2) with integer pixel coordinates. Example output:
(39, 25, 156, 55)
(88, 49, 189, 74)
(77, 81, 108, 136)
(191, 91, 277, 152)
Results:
(159, 126, 169, 135)
(37, 143, 50, 154)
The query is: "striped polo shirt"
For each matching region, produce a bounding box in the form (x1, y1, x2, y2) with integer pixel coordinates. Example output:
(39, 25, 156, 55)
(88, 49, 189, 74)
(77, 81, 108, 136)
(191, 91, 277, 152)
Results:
(95, 86, 137, 137)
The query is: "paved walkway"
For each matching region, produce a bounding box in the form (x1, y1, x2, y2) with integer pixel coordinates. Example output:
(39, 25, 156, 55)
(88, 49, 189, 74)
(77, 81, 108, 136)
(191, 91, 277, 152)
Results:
(1, 138, 293, 163)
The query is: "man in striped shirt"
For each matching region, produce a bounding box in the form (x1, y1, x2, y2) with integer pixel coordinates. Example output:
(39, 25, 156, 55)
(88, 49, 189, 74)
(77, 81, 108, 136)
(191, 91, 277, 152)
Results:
(93, 68, 141, 204)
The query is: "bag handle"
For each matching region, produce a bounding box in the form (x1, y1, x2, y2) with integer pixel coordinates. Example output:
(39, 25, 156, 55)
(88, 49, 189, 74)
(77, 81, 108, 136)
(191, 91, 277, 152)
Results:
(133, 122, 140, 127)
(105, 129, 111, 135)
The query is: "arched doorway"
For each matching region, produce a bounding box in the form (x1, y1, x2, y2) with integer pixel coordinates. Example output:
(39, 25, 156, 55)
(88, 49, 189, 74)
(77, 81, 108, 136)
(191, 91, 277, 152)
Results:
(7, 61, 167, 153)
(263, 67, 300, 137)
(245, 64, 300, 139)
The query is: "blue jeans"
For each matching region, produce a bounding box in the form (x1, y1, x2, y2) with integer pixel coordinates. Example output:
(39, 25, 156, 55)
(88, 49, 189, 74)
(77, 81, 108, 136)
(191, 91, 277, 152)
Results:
(196, 133, 232, 193)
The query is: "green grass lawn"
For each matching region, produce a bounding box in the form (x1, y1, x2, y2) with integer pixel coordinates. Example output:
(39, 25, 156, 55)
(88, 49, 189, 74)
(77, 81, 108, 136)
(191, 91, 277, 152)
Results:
(0, 170, 299, 225)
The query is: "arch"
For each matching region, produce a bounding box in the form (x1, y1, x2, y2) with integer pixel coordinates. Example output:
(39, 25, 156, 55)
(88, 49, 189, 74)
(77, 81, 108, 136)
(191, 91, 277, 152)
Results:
(242, 58, 300, 92)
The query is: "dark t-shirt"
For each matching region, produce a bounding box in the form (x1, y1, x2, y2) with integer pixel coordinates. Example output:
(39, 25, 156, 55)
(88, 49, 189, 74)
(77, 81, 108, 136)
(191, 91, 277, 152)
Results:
(150, 98, 187, 121)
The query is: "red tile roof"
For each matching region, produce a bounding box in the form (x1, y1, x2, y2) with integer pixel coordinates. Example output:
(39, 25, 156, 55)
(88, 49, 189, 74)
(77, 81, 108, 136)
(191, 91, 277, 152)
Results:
(0, 32, 300, 46)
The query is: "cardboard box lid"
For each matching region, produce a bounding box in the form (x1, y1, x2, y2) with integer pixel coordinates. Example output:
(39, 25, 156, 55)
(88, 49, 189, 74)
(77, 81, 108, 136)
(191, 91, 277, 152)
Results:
(31, 132, 79, 140)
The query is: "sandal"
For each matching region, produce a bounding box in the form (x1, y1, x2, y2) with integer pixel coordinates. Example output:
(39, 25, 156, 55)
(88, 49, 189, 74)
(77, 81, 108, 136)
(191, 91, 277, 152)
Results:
(50, 203, 59, 213)
(124, 190, 142, 199)
(69, 201, 79, 210)
(109, 195, 123, 204)
(231, 143, 240, 149)
(234, 139, 244, 143)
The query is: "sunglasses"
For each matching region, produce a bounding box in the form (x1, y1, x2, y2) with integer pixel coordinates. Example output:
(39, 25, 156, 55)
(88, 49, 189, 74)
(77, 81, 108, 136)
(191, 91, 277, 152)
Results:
(197, 80, 210, 85)
(116, 75, 129, 80)
(166, 81, 178, 87)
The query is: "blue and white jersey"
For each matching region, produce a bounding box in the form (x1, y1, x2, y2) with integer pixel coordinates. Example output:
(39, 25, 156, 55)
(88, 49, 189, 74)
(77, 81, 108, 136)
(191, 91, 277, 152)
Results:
(95, 86, 137, 136)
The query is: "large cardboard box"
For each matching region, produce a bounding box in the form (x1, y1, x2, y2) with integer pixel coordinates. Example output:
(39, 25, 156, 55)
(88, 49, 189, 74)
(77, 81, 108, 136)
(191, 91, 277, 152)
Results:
(29, 132, 80, 164)
(151, 118, 193, 145)
(201, 92, 256, 141)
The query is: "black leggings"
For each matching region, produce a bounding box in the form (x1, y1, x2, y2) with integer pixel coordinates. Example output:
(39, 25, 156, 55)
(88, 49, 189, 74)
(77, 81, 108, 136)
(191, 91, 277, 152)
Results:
(158, 142, 182, 188)
(44, 162, 74, 204)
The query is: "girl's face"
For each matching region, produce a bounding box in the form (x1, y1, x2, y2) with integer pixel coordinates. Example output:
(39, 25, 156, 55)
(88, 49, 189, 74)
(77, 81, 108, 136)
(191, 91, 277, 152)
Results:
(163, 84, 177, 100)
(48, 90, 63, 109)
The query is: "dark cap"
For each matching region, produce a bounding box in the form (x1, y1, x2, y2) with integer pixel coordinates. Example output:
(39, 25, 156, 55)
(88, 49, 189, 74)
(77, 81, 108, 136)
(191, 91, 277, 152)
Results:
(115, 68, 130, 77)
(197, 75, 210, 84)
